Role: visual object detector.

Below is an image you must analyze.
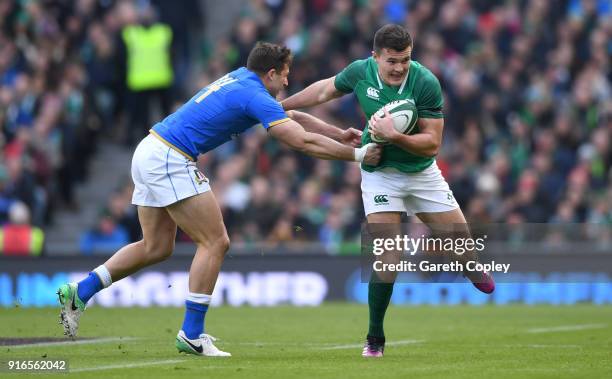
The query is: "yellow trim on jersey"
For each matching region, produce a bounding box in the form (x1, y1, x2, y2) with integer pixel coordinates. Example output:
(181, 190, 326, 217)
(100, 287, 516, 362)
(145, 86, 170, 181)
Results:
(149, 130, 195, 161)
(269, 117, 291, 127)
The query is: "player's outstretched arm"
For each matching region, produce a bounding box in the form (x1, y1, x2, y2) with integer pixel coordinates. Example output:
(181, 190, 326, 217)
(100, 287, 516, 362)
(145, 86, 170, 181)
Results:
(369, 108, 443, 157)
(269, 119, 380, 165)
(281, 77, 344, 110)
(287, 110, 362, 147)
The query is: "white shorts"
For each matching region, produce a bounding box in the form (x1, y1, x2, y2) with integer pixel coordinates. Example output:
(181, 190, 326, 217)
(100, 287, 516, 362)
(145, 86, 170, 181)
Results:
(361, 161, 458, 216)
(131, 134, 211, 207)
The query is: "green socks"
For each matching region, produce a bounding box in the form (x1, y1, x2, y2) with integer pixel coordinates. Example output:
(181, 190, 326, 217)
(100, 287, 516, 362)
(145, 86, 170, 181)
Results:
(368, 281, 394, 338)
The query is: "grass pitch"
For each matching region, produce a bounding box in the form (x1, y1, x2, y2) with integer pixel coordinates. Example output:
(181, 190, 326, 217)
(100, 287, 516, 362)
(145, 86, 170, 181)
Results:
(1, 304, 611, 378)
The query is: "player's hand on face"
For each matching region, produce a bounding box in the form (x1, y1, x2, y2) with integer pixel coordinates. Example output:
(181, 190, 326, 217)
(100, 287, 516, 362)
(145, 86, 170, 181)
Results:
(362, 143, 382, 166)
(369, 108, 397, 142)
(340, 127, 363, 147)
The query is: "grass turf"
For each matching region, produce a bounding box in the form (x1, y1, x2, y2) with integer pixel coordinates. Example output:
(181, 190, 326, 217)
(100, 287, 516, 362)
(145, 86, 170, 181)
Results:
(1, 304, 611, 378)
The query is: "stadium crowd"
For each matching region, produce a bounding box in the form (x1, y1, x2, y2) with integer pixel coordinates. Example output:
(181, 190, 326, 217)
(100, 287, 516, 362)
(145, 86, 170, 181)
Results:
(195, 0, 612, 251)
(0, 0, 610, 254)
(0, 0, 201, 253)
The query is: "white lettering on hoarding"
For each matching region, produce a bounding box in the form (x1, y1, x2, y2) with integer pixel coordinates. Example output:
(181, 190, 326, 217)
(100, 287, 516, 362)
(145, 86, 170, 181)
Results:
(77, 271, 328, 307)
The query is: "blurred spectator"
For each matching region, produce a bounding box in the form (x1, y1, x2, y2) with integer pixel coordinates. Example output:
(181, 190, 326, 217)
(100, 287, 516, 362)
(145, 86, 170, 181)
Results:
(151, 0, 204, 98)
(79, 209, 129, 255)
(117, 2, 175, 145)
(319, 209, 344, 254)
(106, 187, 140, 242)
(0, 201, 44, 256)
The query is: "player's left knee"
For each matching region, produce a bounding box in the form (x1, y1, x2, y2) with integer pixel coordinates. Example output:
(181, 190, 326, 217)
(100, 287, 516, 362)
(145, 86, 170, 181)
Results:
(207, 233, 230, 255)
(143, 238, 175, 263)
(215, 233, 230, 253)
(192, 231, 230, 255)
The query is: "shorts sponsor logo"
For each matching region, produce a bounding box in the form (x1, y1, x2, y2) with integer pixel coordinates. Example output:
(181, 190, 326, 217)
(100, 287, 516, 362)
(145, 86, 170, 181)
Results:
(366, 87, 380, 100)
(374, 194, 388, 205)
(193, 168, 208, 185)
(447, 192, 454, 202)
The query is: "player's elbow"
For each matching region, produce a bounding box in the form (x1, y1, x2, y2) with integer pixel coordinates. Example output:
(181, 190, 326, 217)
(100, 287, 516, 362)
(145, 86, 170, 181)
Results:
(317, 90, 332, 104)
(419, 141, 440, 158)
(281, 133, 309, 153)
(294, 134, 314, 154)
(317, 78, 338, 103)
(427, 143, 440, 157)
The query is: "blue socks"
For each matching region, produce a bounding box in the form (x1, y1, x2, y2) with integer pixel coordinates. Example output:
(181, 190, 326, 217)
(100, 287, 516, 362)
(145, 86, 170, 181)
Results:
(181, 293, 212, 339)
(77, 272, 103, 304)
(182, 300, 209, 339)
(76, 265, 112, 304)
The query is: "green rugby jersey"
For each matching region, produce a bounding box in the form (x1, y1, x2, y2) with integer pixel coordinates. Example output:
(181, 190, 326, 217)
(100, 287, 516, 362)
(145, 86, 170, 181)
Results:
(334, 57, 444, 173)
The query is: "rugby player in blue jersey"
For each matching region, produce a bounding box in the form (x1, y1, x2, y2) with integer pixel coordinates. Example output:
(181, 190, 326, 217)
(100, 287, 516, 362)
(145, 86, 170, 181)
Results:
(57, 42, 381, 356)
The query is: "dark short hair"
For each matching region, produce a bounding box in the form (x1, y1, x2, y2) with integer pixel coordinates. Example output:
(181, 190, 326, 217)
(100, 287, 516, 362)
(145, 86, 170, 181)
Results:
(247, 42, 292, 75)
(373, 24, 412, 53)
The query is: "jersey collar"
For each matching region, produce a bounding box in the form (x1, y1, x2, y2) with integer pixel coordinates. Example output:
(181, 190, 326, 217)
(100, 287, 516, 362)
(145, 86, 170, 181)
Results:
(244, 67, 266, 89)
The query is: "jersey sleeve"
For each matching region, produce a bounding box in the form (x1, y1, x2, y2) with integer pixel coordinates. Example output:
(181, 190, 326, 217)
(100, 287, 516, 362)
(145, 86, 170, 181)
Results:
(334, 59, 368, 94)
(415, 70, 444, 119)
(245, 92, 290, 130)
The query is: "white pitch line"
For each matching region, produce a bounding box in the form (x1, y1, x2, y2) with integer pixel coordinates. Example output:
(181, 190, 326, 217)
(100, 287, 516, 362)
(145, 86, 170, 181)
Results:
(227, 340, 426, 349)
(71, 359, 189, 373)
(526, 324, 607, 333)
(321, 339, 425, 350)
(499, 344, 583, 349)
(228, 342, 352, 347)
(499, 367, 579, 373)
(8, 337, 138, 349)
(229, 341, 297, 346)
(524, 344, 583, 348)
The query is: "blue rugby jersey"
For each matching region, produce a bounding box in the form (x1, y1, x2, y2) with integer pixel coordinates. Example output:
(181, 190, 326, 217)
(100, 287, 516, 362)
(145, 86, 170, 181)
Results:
(151, 67, 289, 160)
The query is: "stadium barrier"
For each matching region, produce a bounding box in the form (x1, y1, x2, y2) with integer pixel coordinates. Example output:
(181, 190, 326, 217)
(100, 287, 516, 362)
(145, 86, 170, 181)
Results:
(1, 254, 611, 307)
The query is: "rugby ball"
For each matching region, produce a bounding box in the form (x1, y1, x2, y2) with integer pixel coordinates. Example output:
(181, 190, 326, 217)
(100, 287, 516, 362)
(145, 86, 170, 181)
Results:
(369, 100, 418, 143)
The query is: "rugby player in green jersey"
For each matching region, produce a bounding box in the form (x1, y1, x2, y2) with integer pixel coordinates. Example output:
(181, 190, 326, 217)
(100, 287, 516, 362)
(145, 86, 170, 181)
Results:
(282, 24, 495, 357)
